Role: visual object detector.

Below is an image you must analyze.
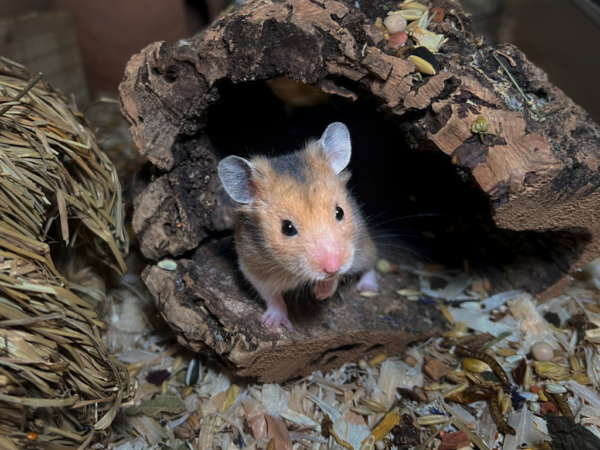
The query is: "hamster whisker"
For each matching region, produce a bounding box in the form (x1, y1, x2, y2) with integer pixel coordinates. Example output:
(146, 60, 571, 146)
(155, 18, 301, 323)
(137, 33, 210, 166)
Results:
(370, 233, 429, 240)
(366, 212, 446, 228)
(376, 244, 429, 260)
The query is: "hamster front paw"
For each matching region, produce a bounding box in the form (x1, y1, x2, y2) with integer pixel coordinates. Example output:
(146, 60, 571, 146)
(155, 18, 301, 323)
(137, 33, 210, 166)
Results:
(262, 308, 293, 332)
(357, 268, 379, 293)
(313, 277, 339, 300)
(256, 291, 293, 331)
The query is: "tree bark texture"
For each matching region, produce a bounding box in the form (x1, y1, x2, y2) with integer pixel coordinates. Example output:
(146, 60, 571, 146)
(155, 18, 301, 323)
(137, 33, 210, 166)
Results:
(120, 0, 600, 382)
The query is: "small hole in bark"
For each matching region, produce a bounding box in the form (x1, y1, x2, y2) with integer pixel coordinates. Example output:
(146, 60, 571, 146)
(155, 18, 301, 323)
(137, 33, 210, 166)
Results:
(204, 77, 590, 295)
(164, 69, 178, 82)
(533, 88, 550, 106)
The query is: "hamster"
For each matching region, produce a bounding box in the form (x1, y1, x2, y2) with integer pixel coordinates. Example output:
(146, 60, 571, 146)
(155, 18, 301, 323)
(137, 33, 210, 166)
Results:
(217, 122, 379, 331)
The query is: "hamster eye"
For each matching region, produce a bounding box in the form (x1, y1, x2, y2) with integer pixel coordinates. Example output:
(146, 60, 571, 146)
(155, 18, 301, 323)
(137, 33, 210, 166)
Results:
(281, 220, 297, 236)
(335, 205, 344, 221)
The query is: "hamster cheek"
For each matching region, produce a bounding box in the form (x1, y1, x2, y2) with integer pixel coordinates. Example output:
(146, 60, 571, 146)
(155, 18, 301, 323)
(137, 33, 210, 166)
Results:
(273, 233, 309, 274)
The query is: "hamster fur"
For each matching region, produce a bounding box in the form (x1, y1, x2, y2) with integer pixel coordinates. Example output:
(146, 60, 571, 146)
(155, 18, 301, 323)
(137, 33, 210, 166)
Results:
(217, 122, 378, 331)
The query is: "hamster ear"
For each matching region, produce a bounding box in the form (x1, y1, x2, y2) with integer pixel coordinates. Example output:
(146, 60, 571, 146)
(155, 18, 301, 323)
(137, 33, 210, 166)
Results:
(217, 155, 255, 204)
(319, 122, 351, 174)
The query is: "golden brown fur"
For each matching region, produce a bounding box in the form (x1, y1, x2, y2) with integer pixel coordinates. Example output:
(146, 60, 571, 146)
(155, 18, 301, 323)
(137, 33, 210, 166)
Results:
(236, 140, 376, 295)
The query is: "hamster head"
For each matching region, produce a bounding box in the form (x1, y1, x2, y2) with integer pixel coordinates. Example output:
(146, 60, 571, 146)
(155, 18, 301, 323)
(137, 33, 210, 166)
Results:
(218, 122, 360, 282)
(249, 143, 358, 281)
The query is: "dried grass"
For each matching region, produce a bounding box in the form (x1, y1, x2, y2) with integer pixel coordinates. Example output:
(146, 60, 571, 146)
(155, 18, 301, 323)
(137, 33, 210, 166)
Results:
(0, 57, 133, 448)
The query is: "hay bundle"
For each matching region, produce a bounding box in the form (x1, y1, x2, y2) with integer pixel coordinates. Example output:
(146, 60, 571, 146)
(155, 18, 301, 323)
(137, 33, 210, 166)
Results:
(0, 58, 132, 449)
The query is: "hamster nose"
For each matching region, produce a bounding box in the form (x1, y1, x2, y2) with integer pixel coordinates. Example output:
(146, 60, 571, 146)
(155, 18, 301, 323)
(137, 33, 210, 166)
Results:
(318, 252, 343, 275)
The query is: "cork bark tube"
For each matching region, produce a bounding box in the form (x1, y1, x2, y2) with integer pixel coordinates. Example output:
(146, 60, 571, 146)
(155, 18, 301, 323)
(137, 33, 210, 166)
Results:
(119, 0, 600, 382)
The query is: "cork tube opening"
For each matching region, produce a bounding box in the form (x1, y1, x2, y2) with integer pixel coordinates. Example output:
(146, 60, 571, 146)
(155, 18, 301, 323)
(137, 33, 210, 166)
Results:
(204, 77, 589, 295)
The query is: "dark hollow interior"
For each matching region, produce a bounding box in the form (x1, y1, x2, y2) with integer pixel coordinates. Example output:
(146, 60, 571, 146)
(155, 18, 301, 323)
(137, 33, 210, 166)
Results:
(203, 78, 590, 294)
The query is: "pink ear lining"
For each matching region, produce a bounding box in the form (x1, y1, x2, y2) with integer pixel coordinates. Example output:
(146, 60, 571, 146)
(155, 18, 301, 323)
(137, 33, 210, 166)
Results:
(218, 155, 255, 204)
(319, 122, 352, 174)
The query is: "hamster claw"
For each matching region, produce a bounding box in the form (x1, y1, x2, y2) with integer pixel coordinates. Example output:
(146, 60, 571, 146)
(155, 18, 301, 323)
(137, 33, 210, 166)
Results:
(357, 268, 379, 293)
(262, 309, 293, 332)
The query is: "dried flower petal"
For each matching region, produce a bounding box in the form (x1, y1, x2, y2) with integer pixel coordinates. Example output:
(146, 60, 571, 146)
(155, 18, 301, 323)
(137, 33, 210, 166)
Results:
(430, 7, 445, 23)
(439, 429, 470, 450)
